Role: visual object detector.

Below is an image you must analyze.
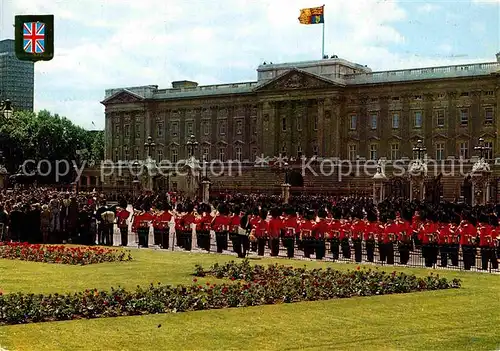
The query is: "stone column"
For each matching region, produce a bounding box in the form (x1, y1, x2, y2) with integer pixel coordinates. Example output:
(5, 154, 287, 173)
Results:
(202, 180, 210, 203)
(281, 183, 291, 204)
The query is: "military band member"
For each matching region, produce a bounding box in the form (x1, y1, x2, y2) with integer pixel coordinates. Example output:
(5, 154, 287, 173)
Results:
(328, 210, 342, 260)
(313, 209, 329, 260)
(116, 206, 130, 247)
(459, 216, 477, 271)
(448, 216, 460, 267)
(383, 214, 397, 265)
(282, 206, 299, 259)
(249, 208, 260, 252)
(438, 216, 452, 267)
(268, 208, 283, 257)
(196, 204, 212, 252)
(229, 207, 243, 256)
(299, 210, 315, 259)
(479, 215, 498, 271)
(351, 213, 365, 263)
(181, 204, 196, 251)
(211, 206, 231, 253)
(364, 211, 379, 263)
(340, 219, 352, 259)
(154, 204, 172, 249)
(253, 209, 270, 256)
(397, 216, 412, 265)
(174, 204, 185, 248)
(132, 207, 154, 248)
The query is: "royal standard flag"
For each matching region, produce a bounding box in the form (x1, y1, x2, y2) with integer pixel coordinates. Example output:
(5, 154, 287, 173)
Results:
(298, 6, 324, 25)
(15, 15, 54, 62)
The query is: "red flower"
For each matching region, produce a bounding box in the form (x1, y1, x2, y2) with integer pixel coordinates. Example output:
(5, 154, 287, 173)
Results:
(357, 266, 360, 271)
(193, 278, 198, 283)
(230, 277, 236, 281)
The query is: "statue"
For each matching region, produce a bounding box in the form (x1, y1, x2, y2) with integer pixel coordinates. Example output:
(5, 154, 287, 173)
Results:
(376, 159, 386, 177)
(471, 157, 490, 173)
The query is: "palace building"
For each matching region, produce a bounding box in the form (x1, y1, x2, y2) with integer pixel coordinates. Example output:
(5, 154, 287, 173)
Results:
(99, 53, 500, 202)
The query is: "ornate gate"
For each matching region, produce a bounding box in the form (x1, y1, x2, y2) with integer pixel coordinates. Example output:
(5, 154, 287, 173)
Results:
(425, 174, 443, 204)
(384, 177, 410, 200)
(462, 176, 473, 205)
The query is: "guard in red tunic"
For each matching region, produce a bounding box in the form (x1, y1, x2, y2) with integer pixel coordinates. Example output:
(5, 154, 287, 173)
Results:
(268, 208, 283, 257)
(155, 204, 172, 249)
(229, 207, 243, 256)
(211, 205, 231, 253)
(397, 211, 413, 265)
(182, 204, 196, 251)
(351, 212, 365, 263)
(196, 204, 212, 252)
(299, 210, 316, 259)
(438, 217, 452, 267)
(448, 215, 460, 266)
(364, 211, 380, 262)
(383, 213, 398, 265)
(479, 214, 498, 271)
(116, 206, 130, 247)
(459, 216, 478, 271)
(249, 208, 261, 252)
(313, 209, 329, 260)
(253, 209, 269, 256)
(340, 219, 352, 259)
(133, 206, 154, 248)
(174, 204, 185, 248)
(282, 206, 299, 258)
(328, 210, 342, 260)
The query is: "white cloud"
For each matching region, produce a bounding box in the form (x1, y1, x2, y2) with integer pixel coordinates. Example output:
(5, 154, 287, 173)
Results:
(2, 0, 496, 130)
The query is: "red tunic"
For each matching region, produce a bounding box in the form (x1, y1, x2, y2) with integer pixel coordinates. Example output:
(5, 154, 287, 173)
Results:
(253, 218, 269, 238)
(438, 224, 452, 245)
(212, 215, 231, 232)
(299, 220, 315, 239)
(420, 222, 438, 244)
(132, 212, 154, 232)
(268, 218, 283, 238)
(397, 221, 412, 242)
(153, 211, 172, 230)
(459, 223, 477, 246)
(282, 216, 299, 237)
(116, 209, 130, 228)
(384, 223, 398, 244)
(364, 222, 381, 241)
(197, 214, 213, 232)
(230, 215, 241, 233)
(313, 219, 329, 240)
(479, 225, 494, 247)
(351, 220, 365, 240)
(329, 219, 342, 239)
(340, 221, 352, 240)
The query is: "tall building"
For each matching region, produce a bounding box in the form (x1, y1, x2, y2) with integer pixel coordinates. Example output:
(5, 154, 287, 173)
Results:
(100, 53, 500, 200)
(0, 39, 35, 111)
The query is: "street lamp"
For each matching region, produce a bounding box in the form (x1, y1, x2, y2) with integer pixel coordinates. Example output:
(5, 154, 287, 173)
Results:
(0, 99, 13, 119)
(474, 137, 490, 160)
(412, 139, 426, 160)
(132, 160, 141, 197)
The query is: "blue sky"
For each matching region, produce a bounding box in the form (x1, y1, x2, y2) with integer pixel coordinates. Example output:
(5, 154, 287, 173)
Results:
(1, 0, 499, 130)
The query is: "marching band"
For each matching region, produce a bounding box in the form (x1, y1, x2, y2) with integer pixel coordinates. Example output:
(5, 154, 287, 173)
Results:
(112, 203, 500, 271)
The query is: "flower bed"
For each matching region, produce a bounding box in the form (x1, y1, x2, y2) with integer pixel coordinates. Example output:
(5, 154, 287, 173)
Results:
(0, 242, 132, 265)
(0, 260, 460, 325)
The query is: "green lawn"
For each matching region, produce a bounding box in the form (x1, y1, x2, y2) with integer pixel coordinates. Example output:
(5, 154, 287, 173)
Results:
(1, 249, 500, 351)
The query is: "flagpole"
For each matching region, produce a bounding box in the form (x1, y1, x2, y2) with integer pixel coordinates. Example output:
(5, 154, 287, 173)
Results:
(321, 5, 325, 59)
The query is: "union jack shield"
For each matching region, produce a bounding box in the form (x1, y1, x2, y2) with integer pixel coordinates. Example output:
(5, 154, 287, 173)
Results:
(23, 22, 45, 53)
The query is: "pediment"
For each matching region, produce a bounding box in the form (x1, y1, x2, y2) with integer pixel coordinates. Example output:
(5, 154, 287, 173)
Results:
(101, 89, 145, 105)
(409, 134, 424, 141)
(254, 69, 341, 92)
(480, 132, 496, 139)
(433, 133, 448, 140)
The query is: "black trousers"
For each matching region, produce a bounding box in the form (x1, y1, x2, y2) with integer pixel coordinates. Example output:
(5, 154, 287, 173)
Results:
(378, 242, 386, 262)
(282, 236, 295, 258)
(315, 239, 326, 260)
(215, 231, 228, 253)
(181, 231, 192, 251)
(439, 244, 449, 267)
(119, 227, 128, 247)
(154, 229, 162, 247)
(296, 234, 303, 251)
(236, 235, 249, 258)
(269, 237, 280, 257)
(341, 238, 351, 259)
(353, 239, 362, 263)
(257, 237, 267, 256)
(303, 238, 315, 258)
(422, 244, 434, 267)
(329, 238, 340, 260)
(413, 232, 422, 250)
(137, 228, 149, 248)
(399, 242, 411, 265)
(386, 243, 395, 265)
(103, 223, 113, 246)
(449, 244, 459, 266)
(175, 230, 183, 248)
(462, 245, 476, 270)
(230, 233, 239, 254)
(197, 230, 210, 251)
(366, 240, 375, 262)
(481, 247, 498, 270)
(97, 222, 105, 245)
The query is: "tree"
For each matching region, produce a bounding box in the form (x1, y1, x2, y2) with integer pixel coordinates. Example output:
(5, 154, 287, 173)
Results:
(0, 109, 104, 183)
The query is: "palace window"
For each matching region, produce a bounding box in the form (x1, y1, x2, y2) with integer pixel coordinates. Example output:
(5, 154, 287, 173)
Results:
(203, 121, 210, 136)
(157, 149, 163, 163)
(460, 92, 469, 97)
(124, 146, 129, 161)
(485, 107, 494, 125)
(435, 109, 445, 127)
(124, 124, 130, 138)
(414, 95, 422, 100)
(369, 144, 378, 160)
(186, 121, 194, 136)
(171, 122, 178, 137)
(390, 143, 399, 160)
(157, 123, 163, 137)
(218, 147, 226, 162)
(370, 113, 378, 130)
(435, 143, 444, 161)
(485, 141, 493, 160)
(297, 145, 303, 159)
(414, 111, 422, 128)
(236, 120, 243, 135)
(296, 117, 302, 131)
(460, 108, 469, 126)
(235, 146, 242, 161)
(349, 114, 357, 130)
(282, 117, 287, 131)
(437, 93, 445, 99)
(135, 123, 140, 138)
(484, 91, 494, 96)
(459, 142, 469, 159)
(219, 121, 226, 135)
(348, 144, 357, 160)
(392, 113, 399, 129)
(202, 147, 210, 161)
(171, 148, 178, 163)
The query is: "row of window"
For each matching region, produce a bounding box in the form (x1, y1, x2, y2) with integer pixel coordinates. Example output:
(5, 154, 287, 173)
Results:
(349, 107, 495, 130)
(113, 146, 251, 163)
(347, 141, 494, 161)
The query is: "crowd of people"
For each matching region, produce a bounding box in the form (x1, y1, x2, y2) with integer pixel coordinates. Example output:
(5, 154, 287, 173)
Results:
(0, 189, 499, 271)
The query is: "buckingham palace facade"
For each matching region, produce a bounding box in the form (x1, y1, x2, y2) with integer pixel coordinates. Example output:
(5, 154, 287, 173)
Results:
(100, 53, 500, 200)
